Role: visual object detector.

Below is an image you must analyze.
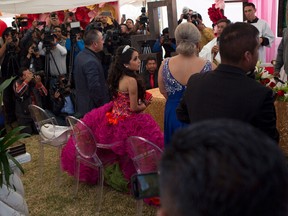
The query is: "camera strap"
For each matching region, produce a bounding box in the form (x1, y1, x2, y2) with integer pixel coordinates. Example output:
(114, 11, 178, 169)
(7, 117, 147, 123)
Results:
(49, 51, 62, 76)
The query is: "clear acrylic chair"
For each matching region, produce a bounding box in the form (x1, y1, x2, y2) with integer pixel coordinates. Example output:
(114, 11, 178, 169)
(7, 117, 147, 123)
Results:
(126, 136, 163, 216)
(66, 116, 104, 215)
(28, 104, 70, 182)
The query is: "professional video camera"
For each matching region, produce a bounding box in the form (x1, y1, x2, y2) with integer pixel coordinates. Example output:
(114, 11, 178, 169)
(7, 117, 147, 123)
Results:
(11, 17, 28, 28)
(43, 30, 56, 50)
(69, 21, 81, 41)
(139, 7, 148, 25)
(131, 172, 159, 199)
(105, 29, 121, 46)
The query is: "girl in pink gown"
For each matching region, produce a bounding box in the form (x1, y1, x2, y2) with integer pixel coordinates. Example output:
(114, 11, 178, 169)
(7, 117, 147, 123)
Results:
(61, 45, 164, 191)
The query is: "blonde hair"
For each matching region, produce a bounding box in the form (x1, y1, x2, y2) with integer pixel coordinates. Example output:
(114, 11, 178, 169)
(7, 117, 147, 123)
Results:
(175, 22, 201, 56)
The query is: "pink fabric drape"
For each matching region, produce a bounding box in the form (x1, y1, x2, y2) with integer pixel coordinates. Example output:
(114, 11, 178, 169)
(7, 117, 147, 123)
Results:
(248, 0, 281, 63)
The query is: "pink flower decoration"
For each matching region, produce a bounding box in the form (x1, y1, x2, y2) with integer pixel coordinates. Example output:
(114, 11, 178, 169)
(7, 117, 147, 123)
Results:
(215, 0, 225, 10)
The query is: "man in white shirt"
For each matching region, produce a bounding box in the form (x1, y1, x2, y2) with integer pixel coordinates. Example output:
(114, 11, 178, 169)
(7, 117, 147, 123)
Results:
(244, 2, 275, 63)
(199, 18, 231, 66)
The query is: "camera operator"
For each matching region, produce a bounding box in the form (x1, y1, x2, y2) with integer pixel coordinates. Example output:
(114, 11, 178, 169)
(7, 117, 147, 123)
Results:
(39, 26, 67, 87)
(91, 12, 119, 34)
(20, 40, 44, 73)
(119, 24, 131, 46)
(45, 12, 60, 32)
(178, 7, 193, 24)
(13, 67, 48, 133)
(152, 28, 176, 58)
(65, 27, 84, 56)
(49, 74, 76, 126)
(191, 13, 215, 51)
(20, 20, 42, 49)
(1, 27, 21, 127)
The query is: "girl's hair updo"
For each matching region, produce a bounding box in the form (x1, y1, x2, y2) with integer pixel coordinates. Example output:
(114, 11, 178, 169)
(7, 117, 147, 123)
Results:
(107, 45, 145, 99)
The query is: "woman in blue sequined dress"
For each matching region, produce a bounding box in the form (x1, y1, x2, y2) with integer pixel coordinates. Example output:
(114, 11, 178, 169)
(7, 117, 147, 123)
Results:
(158, 22, 213, 146)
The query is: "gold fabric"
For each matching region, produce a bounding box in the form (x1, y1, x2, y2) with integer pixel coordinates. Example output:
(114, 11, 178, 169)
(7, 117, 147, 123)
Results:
(275, 101, 288, 156)
(144, 88, 166, 131)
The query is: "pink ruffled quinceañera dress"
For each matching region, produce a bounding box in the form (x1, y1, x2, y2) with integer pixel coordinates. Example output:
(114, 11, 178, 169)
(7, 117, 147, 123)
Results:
(61, 91, 164, 191)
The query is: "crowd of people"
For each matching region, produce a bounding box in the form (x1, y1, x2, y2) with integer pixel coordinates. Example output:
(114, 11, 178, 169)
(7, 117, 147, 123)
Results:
(1, 2, 288, 215)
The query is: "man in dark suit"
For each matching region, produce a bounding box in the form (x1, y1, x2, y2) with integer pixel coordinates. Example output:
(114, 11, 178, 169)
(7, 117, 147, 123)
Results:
(177, 22, 279, 142)
(142, 56, 158, 90)
(74, 29, 110, 117)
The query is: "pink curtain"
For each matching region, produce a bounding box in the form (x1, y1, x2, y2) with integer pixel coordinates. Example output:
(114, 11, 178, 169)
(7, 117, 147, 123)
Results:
(248, 0, 281, 63)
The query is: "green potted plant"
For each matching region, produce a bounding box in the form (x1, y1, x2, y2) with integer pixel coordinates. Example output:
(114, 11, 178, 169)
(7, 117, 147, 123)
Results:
(0, 76, 30, 215)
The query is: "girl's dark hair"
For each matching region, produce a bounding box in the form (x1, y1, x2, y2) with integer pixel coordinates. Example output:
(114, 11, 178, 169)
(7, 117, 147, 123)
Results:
(107, 45, 145, 100)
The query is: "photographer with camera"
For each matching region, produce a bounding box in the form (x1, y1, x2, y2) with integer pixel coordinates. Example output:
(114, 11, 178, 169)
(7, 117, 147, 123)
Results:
(20, 20, 43, 49)
(178, 6, 193, 24)
(13, 67, 48, 133)
(191, 12, 215, 51)
(152, 28, 176, 58)
(20, 40, 44, 73)
(49, 74, 76, 126)
(45, 12, 60, 32)
(38, 26, 67, 87)
(1, 27, 21, 128)
(91, 11, 119, 34)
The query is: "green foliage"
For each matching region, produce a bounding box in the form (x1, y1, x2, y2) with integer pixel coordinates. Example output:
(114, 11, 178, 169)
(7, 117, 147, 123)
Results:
(0, 127, 30, 188)
(0, 76, 30, 189)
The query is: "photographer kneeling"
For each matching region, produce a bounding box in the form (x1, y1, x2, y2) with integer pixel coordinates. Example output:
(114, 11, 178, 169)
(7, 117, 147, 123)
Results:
(49, 75, 77, 126)
(13, 67, 48, 134)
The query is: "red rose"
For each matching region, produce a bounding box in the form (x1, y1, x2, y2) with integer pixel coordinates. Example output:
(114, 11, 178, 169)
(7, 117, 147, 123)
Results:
(263, 78, 270, 84)
(277, 90, 285, 96)
(269, 82, 276, 88)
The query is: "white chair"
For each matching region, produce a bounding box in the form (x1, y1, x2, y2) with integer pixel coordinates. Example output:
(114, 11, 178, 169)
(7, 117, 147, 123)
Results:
(28, 104, 70, 183)
(126, 136, 163, 216)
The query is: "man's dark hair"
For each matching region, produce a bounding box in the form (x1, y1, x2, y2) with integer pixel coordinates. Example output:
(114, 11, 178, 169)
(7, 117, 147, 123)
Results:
(18, 67, 28, 76)
(146, 55, 157, 63)
(216, 18, 231, 25)
(83, 29, 101, 46)
(2, 27, 13, 42)
(159, 119, 288, 216)
(126, 18, 134, 25)
(162, 27, 169, 35)
(244, 2, 256, 9)
(219, 22, 259, 64)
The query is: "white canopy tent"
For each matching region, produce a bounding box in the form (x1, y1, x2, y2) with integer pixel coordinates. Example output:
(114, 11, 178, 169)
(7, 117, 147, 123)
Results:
(0, 0, 115, 14)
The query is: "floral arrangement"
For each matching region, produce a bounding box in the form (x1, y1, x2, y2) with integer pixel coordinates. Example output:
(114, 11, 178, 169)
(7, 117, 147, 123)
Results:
(254, 64, 276, 89)
(273, 84, 288, 102)
(254, 63, 288, 101)
(208, 2, 226, 25)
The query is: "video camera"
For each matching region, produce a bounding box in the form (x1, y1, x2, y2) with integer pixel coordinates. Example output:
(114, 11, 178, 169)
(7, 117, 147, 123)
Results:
(139, 7, 148, 25)
(131, 172, 159, 199)
(12, 17, 28, 28)
(43, 30, 56, 50)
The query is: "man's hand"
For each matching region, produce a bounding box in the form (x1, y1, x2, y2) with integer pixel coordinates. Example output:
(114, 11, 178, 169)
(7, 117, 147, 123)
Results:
(34, 75, 42, 83)
(212, 45, 219, 55)
(274, 71, 280, 78)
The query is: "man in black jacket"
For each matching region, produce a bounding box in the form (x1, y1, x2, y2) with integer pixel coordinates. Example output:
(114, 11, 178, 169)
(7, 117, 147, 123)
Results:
(177, 22, 279, 143)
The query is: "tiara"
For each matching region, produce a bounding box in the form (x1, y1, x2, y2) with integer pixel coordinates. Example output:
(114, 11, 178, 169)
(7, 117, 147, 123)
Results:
(122, 45, 130, 54)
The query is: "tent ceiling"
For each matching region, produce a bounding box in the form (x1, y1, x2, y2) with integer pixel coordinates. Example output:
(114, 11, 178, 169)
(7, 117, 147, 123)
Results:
(0, 0, 116, 14)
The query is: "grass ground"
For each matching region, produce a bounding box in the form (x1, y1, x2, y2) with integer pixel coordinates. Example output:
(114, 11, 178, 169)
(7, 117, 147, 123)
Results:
(20, 135, 157, 216)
